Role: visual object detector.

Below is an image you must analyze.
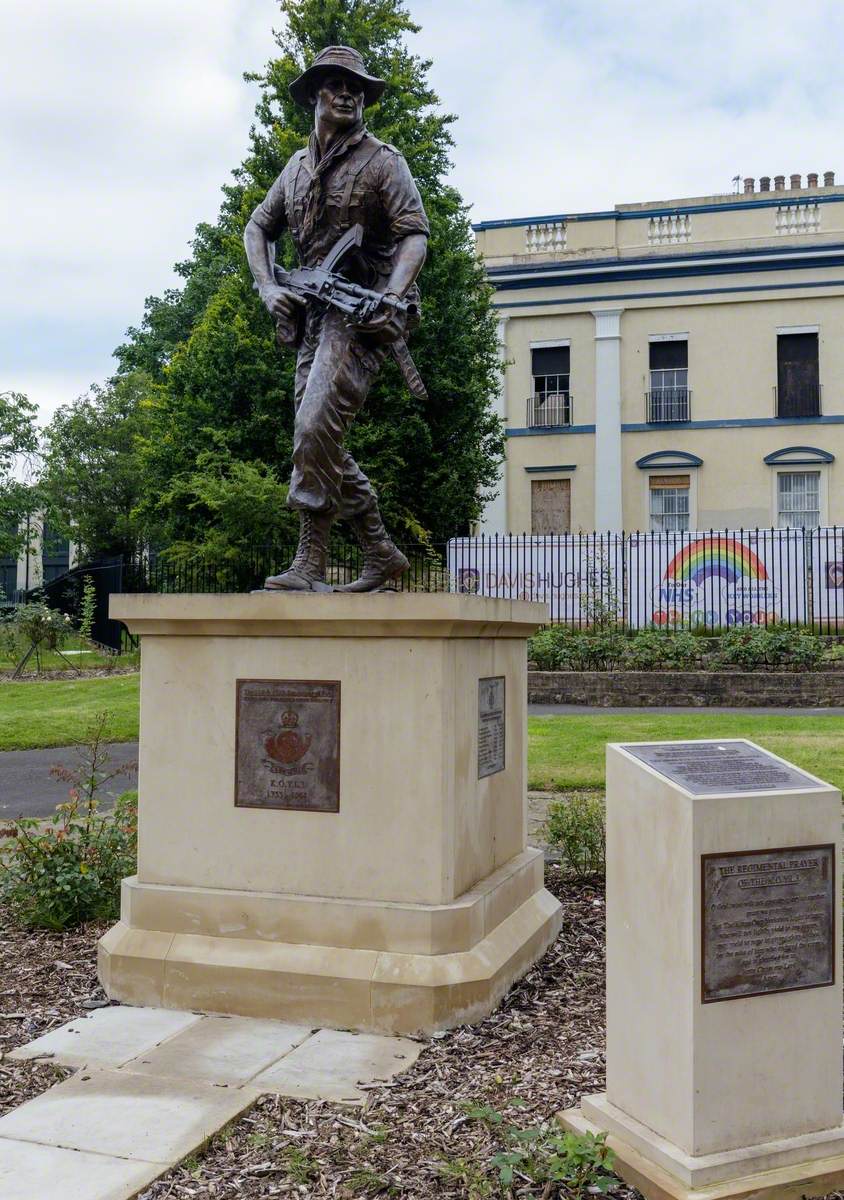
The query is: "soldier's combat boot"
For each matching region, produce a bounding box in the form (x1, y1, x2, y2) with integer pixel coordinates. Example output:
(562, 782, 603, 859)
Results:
(263, 512, 333, 591)
(337, 506, 409, 592)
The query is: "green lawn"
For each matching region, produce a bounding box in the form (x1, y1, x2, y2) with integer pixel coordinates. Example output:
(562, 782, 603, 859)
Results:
(0, 634, 121, 674)
(529, 713, 844, 793)
(0, 675, 140, 751)
(2, 676, 842, 796)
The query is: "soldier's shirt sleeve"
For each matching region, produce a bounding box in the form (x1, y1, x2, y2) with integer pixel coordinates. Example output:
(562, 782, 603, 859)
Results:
(378, 150, 430, 239)
(249, 167, 288, 241)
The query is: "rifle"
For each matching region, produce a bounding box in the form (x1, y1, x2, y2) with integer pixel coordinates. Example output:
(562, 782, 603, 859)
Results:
(266, 224, 428, 402)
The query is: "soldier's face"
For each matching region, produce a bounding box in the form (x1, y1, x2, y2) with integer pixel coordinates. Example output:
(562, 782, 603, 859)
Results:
(313, 72, 365, 128)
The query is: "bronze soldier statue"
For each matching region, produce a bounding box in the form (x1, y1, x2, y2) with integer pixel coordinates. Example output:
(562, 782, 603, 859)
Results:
(244, 45, 429, 592)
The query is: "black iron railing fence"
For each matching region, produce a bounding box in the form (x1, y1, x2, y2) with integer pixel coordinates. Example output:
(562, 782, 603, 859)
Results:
(18, 527, 844, 649)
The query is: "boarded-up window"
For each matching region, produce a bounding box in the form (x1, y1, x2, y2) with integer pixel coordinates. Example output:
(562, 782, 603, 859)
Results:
(777, 333, 820, 417)
(531, 478, 571, 534)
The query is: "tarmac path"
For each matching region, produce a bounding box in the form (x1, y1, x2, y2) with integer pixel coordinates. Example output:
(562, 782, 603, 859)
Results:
(3, 707, 843, 817)
(0, 742, 139, 819)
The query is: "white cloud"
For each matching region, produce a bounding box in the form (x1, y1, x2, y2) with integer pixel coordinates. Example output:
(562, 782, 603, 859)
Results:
(2, 0, 279, 420)
(3, 0, 844, 423)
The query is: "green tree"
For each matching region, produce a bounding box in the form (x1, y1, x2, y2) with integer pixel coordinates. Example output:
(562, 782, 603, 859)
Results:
(39, 376, 152, 561)
(119, 0, 503, 555)
(0, 391, 39, 562)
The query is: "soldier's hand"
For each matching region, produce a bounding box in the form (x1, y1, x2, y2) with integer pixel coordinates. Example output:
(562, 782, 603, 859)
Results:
(355, 300, 405, 345)
(259, 284, 305, 324)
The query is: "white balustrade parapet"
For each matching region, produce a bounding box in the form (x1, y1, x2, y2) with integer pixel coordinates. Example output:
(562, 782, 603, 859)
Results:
(776, 202, 821, 234)
(647, 213, 691, 245)
(525, 221, 566, 254)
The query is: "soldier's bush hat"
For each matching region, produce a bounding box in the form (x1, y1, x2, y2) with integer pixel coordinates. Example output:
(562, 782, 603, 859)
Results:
(289, 46, 386, 109)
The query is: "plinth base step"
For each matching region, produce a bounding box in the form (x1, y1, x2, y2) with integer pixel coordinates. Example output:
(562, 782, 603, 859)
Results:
(560, 1100, 844, 1200)
(99, 863, 562, 1037)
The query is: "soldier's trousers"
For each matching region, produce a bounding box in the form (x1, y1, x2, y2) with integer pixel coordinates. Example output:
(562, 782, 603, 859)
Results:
(289, 307, 387, 519)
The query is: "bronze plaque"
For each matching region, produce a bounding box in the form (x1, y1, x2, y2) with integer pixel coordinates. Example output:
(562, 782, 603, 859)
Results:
(702, 845, 835, 1003)
(478, 676, 505, 779)
(235, 679, 340, 812)
(624, 741, 817, 795)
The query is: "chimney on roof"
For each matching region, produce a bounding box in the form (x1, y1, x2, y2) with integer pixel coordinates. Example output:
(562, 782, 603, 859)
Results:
(824, 171, 836, 186)
(774, 175, 785, 190)
(807, 172, 819, 188)
(790, 173, 802, 189)
(759, 175, 771, 192)
(743, 177, 755, 193)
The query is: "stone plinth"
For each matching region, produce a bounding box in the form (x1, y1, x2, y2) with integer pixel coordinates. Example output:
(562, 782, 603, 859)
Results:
(99, 593, 561, 1035)
(561, 739, 844, 1200)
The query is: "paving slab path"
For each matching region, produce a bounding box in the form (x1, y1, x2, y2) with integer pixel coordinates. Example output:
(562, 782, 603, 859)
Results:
(2, 1004, 423, 1199)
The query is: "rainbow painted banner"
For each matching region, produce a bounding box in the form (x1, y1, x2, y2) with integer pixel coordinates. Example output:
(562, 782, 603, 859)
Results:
(627, 530, 807, 628)
(447, 530, 809, 627)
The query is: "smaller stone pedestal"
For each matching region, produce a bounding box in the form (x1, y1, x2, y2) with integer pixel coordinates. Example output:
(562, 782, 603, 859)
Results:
(99, 593, 561, 1036)
(561, 739, 844, 1200)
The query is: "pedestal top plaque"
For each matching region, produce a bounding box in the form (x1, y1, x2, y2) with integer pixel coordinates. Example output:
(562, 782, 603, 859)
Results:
(621, 740, 820, 795)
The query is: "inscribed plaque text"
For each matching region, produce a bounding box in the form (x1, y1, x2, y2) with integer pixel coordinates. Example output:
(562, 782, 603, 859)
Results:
(702, 845, 834, 1002)
(235, 679, 340, 811)
(624, 741, 817, 795)
(478, 676, 505, 779)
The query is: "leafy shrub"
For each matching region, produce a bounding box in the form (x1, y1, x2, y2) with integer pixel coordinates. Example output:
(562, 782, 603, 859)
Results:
(624, 629, 701, 671)
(580, 629, 627, 670)
(459, 1101, 616, 1195)
(714, 626, 823, 671)
(544, 794, 605, 879)
(5, 601, 71, 652)
(0, 714, 137, 930)
(529, 626, 580, 671)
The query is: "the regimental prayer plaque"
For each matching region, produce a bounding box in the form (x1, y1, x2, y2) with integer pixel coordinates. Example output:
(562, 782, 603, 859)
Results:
(478, 676, 505, 779)
(702, 845, 835, 1002)
(235, 679, 340, 812)
(623, 740, 818, 796)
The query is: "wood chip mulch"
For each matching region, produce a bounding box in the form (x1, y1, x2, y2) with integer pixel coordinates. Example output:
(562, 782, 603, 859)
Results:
(0, 667, 139, 683)
(0, 912, 111, 1114)
(0, 871, 625, 1197)
(139, 868, 629, 1199)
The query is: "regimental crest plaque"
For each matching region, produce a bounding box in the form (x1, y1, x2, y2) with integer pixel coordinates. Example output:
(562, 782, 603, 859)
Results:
(702, 844, 835, 1003)
(478, 676, 505, 779)
(235, 679, 340, 812)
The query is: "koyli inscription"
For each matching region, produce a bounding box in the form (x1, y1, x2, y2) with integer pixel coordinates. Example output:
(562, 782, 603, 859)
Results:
(235, 679, 340, 811)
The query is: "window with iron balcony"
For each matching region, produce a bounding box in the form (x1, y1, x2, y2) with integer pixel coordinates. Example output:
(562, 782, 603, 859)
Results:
(645, 339, 690, 423)
(776, 332, 821, 419)
(526, 345, 572, 428)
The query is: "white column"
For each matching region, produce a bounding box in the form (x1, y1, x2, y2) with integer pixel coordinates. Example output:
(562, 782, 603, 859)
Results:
(16, 516, 42, 593)
(592, 308, 624, 532)
(478, 316, 510, 534)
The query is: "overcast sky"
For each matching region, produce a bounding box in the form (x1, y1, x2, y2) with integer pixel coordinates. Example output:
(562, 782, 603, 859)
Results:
(4, 0, 844, 427)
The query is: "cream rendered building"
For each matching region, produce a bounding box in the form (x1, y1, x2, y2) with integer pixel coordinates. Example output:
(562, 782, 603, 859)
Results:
(474, 172, 844, 534)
